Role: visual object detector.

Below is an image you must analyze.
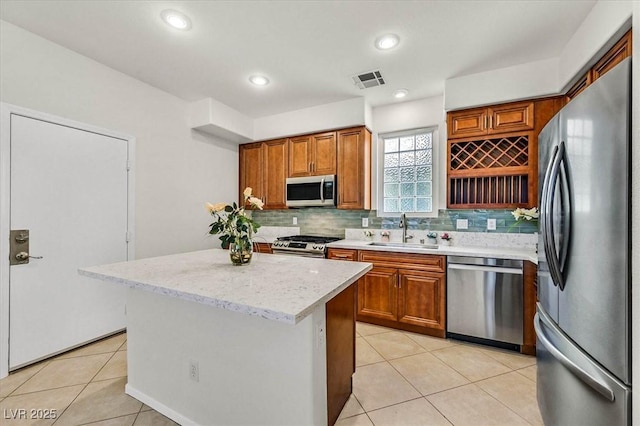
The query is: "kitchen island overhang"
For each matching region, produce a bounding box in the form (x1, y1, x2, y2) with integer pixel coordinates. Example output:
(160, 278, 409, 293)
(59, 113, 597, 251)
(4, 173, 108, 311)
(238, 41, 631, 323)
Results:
(79, 249, 372, 426)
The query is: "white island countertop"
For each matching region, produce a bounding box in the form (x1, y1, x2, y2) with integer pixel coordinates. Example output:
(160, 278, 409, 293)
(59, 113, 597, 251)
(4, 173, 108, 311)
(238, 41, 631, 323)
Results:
(328, 239, 538, 264)
(79, 249, 372, 325)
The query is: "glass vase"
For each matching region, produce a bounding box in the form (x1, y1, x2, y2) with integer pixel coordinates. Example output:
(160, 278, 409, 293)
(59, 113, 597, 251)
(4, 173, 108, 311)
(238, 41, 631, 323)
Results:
(229, 240, 253, 266)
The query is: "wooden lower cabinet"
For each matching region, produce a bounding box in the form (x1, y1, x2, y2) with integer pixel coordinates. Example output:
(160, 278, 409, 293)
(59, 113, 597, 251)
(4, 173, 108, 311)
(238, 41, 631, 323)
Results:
(357, 267, 398, 322)
(330, 248, 447, 338)
(397, 269, 445, 331)
(253, 242, 272, 254)
(522, 261, 538, 355)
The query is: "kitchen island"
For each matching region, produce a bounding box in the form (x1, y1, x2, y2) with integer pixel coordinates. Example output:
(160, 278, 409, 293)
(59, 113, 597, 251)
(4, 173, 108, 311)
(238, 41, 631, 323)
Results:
(79, 249, 372, 426)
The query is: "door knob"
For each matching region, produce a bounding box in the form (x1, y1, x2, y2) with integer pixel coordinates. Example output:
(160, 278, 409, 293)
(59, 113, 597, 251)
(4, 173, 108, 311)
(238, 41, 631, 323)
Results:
(16, 252, 29, 261)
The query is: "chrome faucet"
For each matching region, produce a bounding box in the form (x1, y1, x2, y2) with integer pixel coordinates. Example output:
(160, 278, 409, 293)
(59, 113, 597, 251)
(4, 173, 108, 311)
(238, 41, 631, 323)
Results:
(399, 212, 414, 243)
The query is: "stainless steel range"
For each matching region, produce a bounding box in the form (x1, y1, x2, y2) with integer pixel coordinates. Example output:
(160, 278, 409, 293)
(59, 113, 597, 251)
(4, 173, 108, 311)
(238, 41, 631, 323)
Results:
(271, 235, 341, 258)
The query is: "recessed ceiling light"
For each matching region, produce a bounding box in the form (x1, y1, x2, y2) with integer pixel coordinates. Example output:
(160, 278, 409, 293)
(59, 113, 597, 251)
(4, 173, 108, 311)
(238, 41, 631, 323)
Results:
(393, 89, 409, 99)
(161, 9, 192, 30)
(249, 75, 270, 86)
(375, 34, 400, 50)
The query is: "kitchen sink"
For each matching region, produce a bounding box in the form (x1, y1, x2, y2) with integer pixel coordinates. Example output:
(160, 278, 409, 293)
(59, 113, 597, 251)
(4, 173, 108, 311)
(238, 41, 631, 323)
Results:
(368, 242, 439, 250)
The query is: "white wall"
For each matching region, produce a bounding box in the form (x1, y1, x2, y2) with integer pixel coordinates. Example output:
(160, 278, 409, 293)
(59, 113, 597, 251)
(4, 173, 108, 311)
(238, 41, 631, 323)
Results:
(371, 95, 447, 214)
(253, 97, 369, 140)
(0, 20, 237, 259)
(558, 0, 633, 92)
(444, 58, 559, 111)
(444, 1, 633, 111)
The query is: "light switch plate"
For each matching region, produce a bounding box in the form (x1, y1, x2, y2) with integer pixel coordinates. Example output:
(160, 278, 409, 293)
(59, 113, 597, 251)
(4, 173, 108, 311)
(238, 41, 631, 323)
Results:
(456, 219, 469, 230)
(487, 218, 497, 230)
(293, 217, 298, 225)
(362, 218, 369, 227)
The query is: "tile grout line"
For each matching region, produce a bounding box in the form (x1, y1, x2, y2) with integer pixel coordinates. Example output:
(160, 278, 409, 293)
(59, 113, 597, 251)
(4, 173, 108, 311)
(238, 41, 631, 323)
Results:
(470, 381, 534, 426)
(51, 349, 121, 425)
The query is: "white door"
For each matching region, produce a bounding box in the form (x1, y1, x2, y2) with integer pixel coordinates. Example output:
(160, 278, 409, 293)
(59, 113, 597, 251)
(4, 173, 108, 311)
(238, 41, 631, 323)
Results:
(9, 114, 129, 369)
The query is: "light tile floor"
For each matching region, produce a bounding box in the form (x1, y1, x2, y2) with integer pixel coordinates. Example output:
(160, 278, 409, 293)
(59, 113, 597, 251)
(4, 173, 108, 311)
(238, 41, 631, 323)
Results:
(341, 322, 542, 426)
(0, 332, 177, 426)
(0, 323, 541, 425)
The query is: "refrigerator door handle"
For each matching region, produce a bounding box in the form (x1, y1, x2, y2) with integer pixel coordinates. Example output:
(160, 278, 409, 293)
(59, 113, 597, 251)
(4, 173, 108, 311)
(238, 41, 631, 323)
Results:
(535, 306, 615, 402)
(542, 141, 566, 290)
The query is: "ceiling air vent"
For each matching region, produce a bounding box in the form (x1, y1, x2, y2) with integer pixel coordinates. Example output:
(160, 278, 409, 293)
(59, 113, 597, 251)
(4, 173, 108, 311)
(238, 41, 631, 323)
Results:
(352, 70, 385, 89)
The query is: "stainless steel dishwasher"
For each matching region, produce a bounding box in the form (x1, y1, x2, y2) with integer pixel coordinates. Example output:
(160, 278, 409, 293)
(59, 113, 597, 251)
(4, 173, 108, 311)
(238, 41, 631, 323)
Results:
(447, 256, 523, 350)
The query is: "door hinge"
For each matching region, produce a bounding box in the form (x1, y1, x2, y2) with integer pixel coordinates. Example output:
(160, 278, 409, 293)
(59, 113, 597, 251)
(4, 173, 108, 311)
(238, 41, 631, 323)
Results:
(126, 161, 131, 172)
(125, 231, 131, 243)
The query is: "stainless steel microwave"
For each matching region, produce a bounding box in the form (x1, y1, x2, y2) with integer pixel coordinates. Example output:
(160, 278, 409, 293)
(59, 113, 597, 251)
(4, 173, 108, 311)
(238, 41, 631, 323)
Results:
(286, 175, 336, 207)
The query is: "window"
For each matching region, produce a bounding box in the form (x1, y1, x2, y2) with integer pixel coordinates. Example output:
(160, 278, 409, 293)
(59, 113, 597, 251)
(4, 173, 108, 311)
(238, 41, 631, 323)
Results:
(379, 128, 436, 215)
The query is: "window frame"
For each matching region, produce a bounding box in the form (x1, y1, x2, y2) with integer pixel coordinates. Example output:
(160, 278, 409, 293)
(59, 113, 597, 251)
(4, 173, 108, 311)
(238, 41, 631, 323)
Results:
(376, 126, 439, 218)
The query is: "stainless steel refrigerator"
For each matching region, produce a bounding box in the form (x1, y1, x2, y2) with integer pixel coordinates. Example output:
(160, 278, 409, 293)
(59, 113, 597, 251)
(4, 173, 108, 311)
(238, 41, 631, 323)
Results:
(535, 57, 631, 425)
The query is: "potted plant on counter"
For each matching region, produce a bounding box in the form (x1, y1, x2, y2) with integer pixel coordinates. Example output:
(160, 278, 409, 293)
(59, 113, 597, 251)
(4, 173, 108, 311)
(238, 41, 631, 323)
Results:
(206, 187, 263, 265)
(440, 233, 452, 246)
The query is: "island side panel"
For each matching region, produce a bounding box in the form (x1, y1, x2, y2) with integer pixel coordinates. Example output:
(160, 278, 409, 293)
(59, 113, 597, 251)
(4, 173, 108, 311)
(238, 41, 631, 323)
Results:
(125, 287, 328, 426)
(326, 283, 356, 425)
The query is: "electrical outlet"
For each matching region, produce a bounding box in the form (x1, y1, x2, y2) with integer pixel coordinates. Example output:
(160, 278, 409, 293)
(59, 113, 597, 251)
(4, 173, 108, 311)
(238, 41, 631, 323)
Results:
(315, 321, 325, 349)
(292, 217, 298, 225)
(362, 218, 369, 227)
(189, 360, 199, 382)
(456, 219, 469, 230)
(487, 218, 497, 230)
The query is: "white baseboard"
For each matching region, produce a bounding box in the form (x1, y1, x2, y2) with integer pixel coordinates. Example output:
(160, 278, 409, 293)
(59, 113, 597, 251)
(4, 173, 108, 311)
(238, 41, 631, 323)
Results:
(125, 383, 198, 426)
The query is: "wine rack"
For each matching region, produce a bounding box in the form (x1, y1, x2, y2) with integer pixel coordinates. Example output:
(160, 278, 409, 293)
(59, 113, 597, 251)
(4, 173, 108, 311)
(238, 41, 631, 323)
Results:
(447, 133, 533, 208)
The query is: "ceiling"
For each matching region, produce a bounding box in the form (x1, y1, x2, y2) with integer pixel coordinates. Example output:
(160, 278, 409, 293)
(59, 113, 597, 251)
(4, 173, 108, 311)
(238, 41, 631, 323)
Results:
(0, 1, 596, 118)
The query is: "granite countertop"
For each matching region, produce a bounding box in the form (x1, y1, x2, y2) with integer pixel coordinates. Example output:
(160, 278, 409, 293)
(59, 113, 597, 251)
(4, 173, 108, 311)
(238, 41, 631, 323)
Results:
(79, 249, 372, 325)
(328, 239, 538, 264)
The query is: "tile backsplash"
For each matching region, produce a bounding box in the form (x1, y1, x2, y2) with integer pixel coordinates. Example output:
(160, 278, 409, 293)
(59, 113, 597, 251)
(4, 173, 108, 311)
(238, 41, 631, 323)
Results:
(252, 208, 538, 238)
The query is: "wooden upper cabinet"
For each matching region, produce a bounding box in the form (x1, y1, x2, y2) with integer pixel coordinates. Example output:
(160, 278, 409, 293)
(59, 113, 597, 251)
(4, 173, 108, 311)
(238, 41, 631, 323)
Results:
(337, 127, 371, 210)
(565, 73, 592, 102)
(447, 107, 487, 139)
(239, 142, 263, 205)
(239, 139, 287, 210)
(566, 29, 632, 103)
(288, 132, 336, 177)
(263, 139, 288, 209)
(488, 101, 534, 134)
(288, 135, 312, 177)
(592, 29, 632, 82)
(312, 132, 337, 175)
(448, 101, 533, 139)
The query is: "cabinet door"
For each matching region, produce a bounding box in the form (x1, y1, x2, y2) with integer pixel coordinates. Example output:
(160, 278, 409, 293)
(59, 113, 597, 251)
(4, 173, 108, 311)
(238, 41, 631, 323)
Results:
(239, 142, 263, 205)
(488, 101, 534, 134)
(592, 29, 631, 82)
(397, 270, 445, 331)
(263, 139, 288, 209)
(312, 132, 337, 175)
(357, 267, 398, 322)
(288, 135, 311, 177)
(337, 127, 371, 210)
(447, 108, 487, 139)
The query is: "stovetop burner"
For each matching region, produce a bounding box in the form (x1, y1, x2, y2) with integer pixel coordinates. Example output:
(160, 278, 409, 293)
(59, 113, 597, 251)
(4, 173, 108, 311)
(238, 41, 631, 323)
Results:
(277, 235, 341, 244)
(272, 235, 342, 257)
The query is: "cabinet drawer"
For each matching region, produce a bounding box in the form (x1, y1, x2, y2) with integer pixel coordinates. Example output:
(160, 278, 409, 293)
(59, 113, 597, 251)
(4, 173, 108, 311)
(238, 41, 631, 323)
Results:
(327, 248, 357, 261)
(358, 250, 445, 273)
